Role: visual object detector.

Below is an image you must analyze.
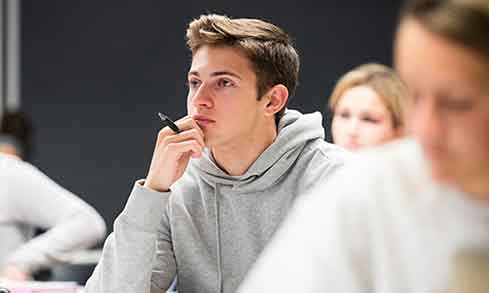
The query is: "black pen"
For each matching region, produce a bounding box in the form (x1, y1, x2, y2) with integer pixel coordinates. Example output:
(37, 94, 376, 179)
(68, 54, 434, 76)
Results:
(158, 112, 182, 134)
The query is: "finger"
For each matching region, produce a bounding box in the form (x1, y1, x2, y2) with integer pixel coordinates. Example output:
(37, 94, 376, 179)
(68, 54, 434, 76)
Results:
(165, 140, 203, 158)
(154, 116, 205, 150)
(163, 128, 205, 148)
(175, 117, 205, 139)
(156, 115, 192, 139)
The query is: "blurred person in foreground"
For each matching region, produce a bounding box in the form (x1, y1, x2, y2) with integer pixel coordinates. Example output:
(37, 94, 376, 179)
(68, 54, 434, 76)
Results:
(238, 0, 489, 292)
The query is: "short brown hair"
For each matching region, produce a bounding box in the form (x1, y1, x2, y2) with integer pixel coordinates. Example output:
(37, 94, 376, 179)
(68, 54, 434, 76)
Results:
(400, 0, 489, 61)
(0, 111, 33, 160)
(329, 63, 408, 130)
(186, 14, 300, 121)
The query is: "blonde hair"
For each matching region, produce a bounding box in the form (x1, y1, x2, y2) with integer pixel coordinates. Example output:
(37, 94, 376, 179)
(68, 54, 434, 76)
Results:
(329, 63, 408, 130)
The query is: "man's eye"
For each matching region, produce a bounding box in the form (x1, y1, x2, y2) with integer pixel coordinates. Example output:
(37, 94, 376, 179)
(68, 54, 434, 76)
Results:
(440, 98, 474, 112)
(217, 79, 233, 87)
(187, 79, 200, 89)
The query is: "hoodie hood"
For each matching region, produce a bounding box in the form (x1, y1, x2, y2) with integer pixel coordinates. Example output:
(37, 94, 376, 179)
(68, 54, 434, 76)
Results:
(192, 109, 325, 193)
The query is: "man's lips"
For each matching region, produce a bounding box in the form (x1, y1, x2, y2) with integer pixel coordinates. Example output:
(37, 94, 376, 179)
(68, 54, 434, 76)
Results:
(192, 114, 215, 124)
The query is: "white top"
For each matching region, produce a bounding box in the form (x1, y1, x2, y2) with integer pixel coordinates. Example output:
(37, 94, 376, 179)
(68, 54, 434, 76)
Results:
(238, 138, 489, 293)
(0, 154, 106, 274)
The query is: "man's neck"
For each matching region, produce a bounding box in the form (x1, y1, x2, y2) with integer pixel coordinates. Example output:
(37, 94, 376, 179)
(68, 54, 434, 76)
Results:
(460, 172, 489, 201)
(211, 126, 277, 176)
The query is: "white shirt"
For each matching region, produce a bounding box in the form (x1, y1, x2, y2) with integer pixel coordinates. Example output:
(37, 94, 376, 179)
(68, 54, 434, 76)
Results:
(238, 139, 489, 293)
(0, 154, 106, 273)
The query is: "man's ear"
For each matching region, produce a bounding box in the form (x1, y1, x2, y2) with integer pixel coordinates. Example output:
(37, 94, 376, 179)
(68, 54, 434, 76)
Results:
(263, 84, 289, 116)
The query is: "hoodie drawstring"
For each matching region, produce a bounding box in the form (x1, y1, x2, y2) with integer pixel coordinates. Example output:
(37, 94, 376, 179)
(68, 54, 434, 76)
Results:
(214, 184, 223, 293)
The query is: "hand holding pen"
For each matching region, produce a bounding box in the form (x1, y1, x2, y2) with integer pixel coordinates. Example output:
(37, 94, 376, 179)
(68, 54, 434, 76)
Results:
(158, 112, 182, 134)
(144, 113, 205, 192)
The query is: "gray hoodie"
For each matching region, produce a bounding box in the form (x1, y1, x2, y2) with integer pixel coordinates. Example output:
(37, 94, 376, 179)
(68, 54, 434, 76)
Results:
(85, 109, 347, 293)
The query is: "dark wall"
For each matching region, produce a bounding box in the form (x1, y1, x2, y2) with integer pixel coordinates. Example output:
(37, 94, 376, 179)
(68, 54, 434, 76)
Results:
(21, 0, 402, 234)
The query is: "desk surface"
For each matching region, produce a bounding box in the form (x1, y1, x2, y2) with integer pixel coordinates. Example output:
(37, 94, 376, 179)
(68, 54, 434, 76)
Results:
(0, 280, 84, 292)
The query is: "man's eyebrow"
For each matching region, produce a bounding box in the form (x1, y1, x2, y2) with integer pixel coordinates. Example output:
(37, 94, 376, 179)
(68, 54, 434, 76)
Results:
(188, 70, 241, 80)
(211, 71, 241, 79)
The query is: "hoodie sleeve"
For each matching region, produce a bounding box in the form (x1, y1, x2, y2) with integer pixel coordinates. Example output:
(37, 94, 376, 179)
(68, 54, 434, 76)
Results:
(5, 158, 106, 274)
(85, 180, 174, 293)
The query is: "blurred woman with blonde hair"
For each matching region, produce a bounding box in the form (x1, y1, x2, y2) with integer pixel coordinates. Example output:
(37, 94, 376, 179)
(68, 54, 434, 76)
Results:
(329, 63, 408, 150)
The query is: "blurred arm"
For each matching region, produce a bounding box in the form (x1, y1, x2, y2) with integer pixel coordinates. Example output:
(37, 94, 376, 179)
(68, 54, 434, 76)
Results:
(5, 159, 106, 274)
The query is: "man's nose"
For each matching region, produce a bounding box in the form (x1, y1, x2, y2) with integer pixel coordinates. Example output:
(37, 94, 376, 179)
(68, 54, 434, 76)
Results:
(411, 96, 445, 143)
(191, 83, 213, 108)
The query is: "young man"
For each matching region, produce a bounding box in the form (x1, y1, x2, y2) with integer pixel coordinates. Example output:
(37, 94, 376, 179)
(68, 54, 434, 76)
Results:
(238, 0, 489, 292)
(85, 14, 346, 293)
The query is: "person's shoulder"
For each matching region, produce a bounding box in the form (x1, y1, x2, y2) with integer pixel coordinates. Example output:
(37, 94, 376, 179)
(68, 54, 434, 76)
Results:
(325, 138, 428, 204)
(290, 140, 350, 189)
(0, 153, 17, 164)
(0, 155, 47, 195)
(292, 140, 424, 244)
(302, 139, 351, 164)
(353, 137, 424, 177)
(0, 153, 32, 170)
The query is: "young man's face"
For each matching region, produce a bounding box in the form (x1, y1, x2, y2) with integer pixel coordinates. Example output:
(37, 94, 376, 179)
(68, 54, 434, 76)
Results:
(395, 19, 489, 190)
(186, 45, 269, 149)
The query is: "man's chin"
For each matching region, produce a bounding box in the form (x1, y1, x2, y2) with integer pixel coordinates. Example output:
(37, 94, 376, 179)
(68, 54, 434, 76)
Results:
(203, 136, 214, 148)
(428, 162, 458, 185)
(204, 139, 225, 151)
